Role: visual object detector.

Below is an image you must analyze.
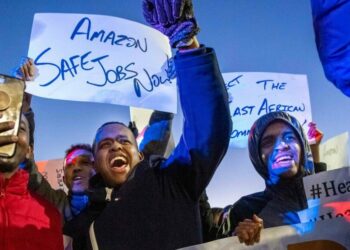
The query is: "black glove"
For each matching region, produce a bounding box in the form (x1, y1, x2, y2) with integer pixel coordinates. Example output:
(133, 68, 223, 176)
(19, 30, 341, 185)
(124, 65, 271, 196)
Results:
(142, 0, 199, 48)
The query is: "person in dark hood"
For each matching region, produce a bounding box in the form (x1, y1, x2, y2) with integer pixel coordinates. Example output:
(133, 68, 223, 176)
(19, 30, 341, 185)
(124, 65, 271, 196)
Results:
(219, 111, 326, 245)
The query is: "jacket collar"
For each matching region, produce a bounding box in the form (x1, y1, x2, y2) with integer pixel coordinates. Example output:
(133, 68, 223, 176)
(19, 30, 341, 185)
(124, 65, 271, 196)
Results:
(265, 175, 307, 209)
(87, 159, 151, 202)
(0, 169, 29, 196)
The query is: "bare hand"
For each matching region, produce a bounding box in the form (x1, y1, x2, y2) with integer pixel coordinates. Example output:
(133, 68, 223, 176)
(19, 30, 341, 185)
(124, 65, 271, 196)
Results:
(13, 57, 37, 81)
(12, 57, 37, 112)
(307, 122, 323, 145)
(307, 122, 323, 163)
(234, 214, 263, 246)
(0, 113, 18, 147)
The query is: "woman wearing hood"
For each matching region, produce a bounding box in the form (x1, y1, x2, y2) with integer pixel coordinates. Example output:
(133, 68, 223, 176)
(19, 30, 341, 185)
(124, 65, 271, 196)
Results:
(219, 111, 326, 245)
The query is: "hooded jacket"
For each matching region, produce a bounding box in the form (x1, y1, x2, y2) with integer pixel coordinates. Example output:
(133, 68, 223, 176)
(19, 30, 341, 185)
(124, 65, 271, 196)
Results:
(221, 112, 318, 235)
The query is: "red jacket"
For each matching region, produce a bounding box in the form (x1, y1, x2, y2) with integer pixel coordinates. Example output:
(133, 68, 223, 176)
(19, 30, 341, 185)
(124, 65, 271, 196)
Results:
(0, 169, 63, 250)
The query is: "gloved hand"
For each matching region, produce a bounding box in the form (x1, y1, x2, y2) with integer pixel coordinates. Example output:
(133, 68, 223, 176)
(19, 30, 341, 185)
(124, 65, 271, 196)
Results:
(142, 0, 199, 48)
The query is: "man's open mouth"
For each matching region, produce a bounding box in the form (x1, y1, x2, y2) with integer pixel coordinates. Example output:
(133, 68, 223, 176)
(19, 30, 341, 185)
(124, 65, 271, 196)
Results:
(110, 156, 128, 172)
(272, 154, 294, 168)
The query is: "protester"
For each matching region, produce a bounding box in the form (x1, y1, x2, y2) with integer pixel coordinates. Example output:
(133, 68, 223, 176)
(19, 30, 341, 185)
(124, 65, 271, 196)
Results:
(0, 112, 63, 249)
(62, 115, 173, 250)
(219, 111, 326, 245)
(61, 1, 233, 249)
(311, 0, 350, 97)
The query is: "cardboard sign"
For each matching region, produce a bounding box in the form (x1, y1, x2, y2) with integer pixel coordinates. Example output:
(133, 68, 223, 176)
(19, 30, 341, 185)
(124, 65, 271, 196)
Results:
(130, 107, 154, 142)
(222, 72, 312, 148)
(180, 218, 350, 250)
(28, 13, 177, 113)
(319, 132, 349, 170)
(37, 158, 67, 192)
(303, 167, 350, 205)
(298, 194, 350, 223)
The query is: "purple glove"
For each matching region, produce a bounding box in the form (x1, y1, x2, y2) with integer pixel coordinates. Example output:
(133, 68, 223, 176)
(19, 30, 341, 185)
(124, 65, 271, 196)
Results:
(142, 0, 199, 48)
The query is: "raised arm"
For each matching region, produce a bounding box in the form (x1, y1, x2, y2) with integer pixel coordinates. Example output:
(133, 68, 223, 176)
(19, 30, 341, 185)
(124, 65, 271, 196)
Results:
(311, 0, 350, 97)
(143, 0, 231, 200)
(13, 57, 72, 222)
(164, 45, 231, 199)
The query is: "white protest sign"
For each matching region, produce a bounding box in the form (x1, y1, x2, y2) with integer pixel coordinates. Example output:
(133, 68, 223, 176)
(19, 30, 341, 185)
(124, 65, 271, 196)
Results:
(319, 132, 349, 170)
(37, 158, 67, 193)
(298, 193, 350, 223)
(130, 107, 154, 140)
(179, 218, 350, 250)
(303, 167, 350, 205)
(130, 107, 154, 147)
(223, 72, 312, 148)
(28, 13, 177, 113)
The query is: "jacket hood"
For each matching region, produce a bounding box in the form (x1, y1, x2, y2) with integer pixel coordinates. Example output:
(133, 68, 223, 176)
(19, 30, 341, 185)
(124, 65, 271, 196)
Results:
(248, 111, 314, 185)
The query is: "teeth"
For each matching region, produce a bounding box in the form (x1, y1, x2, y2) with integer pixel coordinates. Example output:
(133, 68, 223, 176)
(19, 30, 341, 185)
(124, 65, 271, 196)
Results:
(110, 156, 126, 166)
(276, 155, 292, 163)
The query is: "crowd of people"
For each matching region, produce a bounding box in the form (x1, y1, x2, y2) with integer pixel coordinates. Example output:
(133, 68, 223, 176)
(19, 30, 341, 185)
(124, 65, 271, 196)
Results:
(1, 0, 347, 249)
